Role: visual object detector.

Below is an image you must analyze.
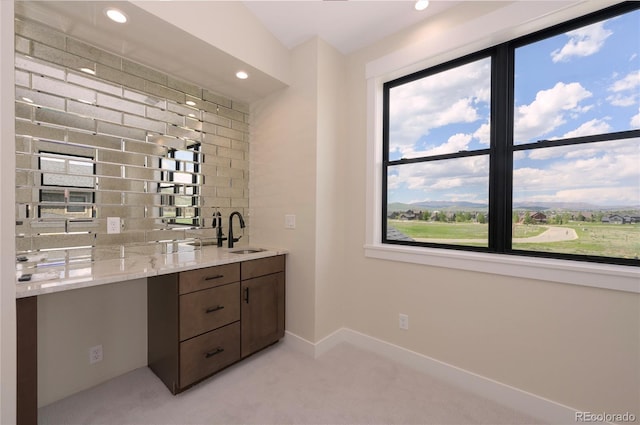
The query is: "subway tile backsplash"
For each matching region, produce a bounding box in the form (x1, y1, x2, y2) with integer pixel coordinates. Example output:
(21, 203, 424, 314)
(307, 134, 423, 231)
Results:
(14, 18, 250, 260)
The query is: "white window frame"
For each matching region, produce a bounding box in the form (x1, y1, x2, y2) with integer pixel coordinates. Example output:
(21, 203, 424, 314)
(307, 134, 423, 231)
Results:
(364, 0, 639, 294)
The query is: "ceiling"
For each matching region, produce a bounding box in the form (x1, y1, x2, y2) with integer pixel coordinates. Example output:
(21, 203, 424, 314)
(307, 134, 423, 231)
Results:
(243, 1, 459, 55)
(14, 1, 457, 103)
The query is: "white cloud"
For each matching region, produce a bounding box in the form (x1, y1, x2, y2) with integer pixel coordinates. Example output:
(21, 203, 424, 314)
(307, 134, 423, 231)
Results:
(388, 155, 489, 202)
(607, 70, 640, 107)
(514, 82, 592, 143)
(560, 118, 612, 139)
(434, 98, 479, 127)
(551, 21, 612, 63)
(609, 70, 640, 92)
(389, 58, 491, 155)
(513, 151, 527, 161)
(473, 120, 490, 145)
(403, 133, 471, 158)
(513, 139, 640, 206)
(632, 108, 640, 128)
(387, 173, 401, 190)
(553, 187, 639, 205)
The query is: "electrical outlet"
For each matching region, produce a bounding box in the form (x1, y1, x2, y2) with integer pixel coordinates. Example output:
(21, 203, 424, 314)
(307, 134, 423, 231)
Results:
(399, 314, 409, 330)
(107, 217, 120, 234)
(89, 344, 103, 364)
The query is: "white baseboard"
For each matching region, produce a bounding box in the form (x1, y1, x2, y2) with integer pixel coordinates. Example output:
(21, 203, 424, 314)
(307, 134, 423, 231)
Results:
(286, 327, 580, 425)
(283, 331, 316, 357)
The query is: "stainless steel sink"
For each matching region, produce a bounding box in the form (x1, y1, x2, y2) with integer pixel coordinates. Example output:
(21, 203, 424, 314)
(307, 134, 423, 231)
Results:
(229, 248, 266, 254)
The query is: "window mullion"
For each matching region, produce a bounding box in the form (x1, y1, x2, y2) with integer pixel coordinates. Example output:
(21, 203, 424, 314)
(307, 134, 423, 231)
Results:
(489, 44, 513, 253)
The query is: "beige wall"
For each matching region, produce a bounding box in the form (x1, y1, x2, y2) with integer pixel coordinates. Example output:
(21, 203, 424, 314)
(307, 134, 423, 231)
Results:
(250, 0, 639, 415)
(3, 1, 638, 421)
(250, 37, 348, 344)
(37, 280, 147, 407)
(250, 0, 639, 416)
(336, 0, 639, 415)
(0, 1, 16, 422)
(250, 38, 320, 342)
(313, 38, 347, 341)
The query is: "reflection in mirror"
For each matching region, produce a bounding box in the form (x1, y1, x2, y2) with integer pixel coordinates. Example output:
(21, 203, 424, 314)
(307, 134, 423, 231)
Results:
(14, 18, 249, 264)
(38, 152, 95, 221)
(159, 143, 202, 227)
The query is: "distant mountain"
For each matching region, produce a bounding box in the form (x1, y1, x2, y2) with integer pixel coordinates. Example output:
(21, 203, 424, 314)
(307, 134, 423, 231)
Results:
(388, 200, 639, 212)
(412, 200, 488, 209)
(388, 201, 487, 212)
(512, 201, 639, 210)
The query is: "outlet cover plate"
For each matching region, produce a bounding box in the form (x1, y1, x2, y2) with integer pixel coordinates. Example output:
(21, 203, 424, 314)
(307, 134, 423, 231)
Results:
(107, 217, 120, 234)
(284, 214, 296, 229)
(89, 344, 103, 364)
(399, 314, 409, 330)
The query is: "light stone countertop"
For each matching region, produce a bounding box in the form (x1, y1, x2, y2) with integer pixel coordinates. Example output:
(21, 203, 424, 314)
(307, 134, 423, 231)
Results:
(15, 245, 288, 298)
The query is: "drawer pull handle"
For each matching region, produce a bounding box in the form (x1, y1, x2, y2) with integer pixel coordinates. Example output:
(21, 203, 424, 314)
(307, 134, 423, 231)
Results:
(205, 305, 224, 313)
(205, 274, 224, 281)
(205, 347, 224, 358)
(244, 287, 250, 304)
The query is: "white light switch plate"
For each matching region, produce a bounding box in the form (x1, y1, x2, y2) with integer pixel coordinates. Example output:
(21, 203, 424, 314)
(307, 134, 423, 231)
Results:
(107, 217, 120, 234)
(284, 214, 296, 229)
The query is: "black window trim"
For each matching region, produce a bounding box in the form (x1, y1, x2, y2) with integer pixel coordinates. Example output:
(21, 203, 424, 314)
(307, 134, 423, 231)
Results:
(381, 2, 640, 267)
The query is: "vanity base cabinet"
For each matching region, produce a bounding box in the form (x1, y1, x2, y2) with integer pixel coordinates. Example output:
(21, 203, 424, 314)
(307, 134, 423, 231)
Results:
(241, 272, 285, 358)
(148, 255, 286, 394)
(147, 263, 241, 394)
(179, 322, 240, 388)
(147, 273, 180, 393)
(17, 296, 38, 425)
(240, 255, 286, 358)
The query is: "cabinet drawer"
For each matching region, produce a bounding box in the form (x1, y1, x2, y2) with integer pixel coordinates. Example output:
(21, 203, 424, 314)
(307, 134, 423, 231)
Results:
(179, 263, 240, 294)
(180, 282, 240, 341)
(241, 255, 285, 280)
(179, 322, 240, 388)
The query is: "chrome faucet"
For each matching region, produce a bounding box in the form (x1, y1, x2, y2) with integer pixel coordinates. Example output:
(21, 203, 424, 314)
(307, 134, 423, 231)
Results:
(214, 211, 226, 247)
(228, 211, 245, 248)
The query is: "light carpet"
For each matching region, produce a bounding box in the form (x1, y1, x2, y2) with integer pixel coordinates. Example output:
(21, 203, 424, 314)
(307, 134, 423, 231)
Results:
(39, 341, 544, 424)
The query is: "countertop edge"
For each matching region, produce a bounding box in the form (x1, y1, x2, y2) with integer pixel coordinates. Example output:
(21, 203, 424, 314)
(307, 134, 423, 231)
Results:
(16, 247, 289, 298)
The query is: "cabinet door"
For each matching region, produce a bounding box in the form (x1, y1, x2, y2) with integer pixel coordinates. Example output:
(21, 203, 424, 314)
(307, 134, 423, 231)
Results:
(241, 272, 285, 358)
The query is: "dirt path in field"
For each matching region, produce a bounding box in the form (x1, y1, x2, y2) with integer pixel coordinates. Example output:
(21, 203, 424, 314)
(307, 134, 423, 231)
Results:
(513, 226, 578, 243)
(414, 226, 578, 244)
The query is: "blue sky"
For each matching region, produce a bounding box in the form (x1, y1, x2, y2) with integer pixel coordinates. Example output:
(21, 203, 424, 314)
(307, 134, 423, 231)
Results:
(388, 9, 639, 207)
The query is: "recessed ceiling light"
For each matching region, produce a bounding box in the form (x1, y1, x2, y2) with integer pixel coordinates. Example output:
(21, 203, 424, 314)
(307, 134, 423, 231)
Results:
(236, 71, 249, 80)
(80, 67, 96, 75)
(185, 100, 196, 106)
(105, 8, 128, 24)
(415, 0, 429, 11)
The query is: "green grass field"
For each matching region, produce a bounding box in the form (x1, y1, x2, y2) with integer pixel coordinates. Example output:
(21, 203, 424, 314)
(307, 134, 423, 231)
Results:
(388, 220, 640, 260)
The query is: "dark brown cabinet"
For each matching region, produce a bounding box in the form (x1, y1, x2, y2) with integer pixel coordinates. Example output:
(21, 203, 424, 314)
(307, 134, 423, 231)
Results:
(241, 257, 285, 358)
(147, 255, 285, 394)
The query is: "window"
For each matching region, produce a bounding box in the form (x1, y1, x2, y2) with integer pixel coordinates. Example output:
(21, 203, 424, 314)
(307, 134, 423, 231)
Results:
(38, 152, 95, 220)
(159, 142, 202, 226)
(382, 3, 639, 266)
